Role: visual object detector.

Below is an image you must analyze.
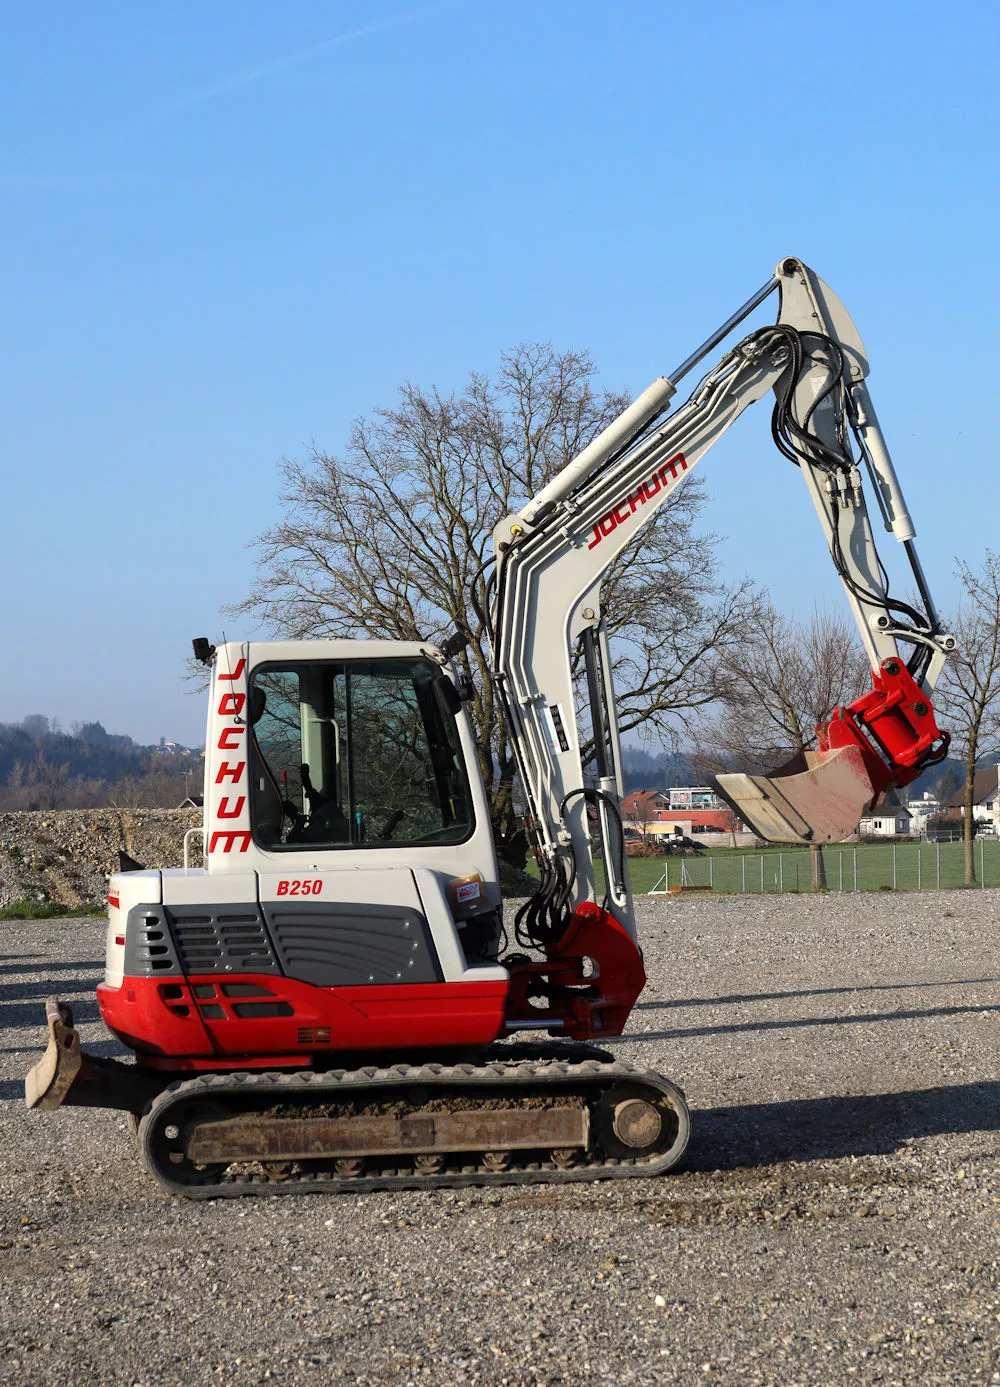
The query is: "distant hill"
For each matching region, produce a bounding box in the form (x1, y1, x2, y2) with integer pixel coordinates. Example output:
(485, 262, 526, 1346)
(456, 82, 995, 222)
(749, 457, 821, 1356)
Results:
(0, 716, 203, 810)
(620, 746, 698, 793)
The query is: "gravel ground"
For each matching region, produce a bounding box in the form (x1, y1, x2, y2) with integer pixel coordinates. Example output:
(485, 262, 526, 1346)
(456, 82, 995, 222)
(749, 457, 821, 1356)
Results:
(2, 890, 1000, 1386)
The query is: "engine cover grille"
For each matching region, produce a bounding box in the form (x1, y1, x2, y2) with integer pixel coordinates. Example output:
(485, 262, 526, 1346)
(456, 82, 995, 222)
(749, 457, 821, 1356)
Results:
(168, 907, 281, 975)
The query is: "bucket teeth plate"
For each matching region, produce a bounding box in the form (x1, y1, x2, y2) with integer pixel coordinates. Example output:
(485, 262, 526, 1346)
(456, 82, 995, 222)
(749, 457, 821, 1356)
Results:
(25, 999, 81, 1110)
(715, 745, 876, 844)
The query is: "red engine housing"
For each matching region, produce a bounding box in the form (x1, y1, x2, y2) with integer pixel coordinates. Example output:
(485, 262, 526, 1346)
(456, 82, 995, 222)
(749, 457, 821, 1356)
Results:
(99, 903, 643, 1070)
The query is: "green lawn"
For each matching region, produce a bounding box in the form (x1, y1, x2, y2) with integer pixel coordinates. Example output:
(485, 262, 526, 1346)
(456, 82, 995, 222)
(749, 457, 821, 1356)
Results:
(583, 840, 1000, 894)
(0, 898, 104, 920)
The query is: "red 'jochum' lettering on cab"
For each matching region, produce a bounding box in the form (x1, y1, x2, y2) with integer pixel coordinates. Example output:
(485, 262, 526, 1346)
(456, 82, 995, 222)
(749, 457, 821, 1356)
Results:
(208, 658, 252, 855)
(587, 452, 688, 550)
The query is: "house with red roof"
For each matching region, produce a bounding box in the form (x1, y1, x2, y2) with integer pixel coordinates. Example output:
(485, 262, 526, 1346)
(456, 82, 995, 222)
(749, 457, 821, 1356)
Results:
(621, 787, 744, 839)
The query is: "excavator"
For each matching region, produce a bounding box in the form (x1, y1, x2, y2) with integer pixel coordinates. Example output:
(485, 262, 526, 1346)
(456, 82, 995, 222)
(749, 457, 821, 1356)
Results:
(26, 257, 953, 1198)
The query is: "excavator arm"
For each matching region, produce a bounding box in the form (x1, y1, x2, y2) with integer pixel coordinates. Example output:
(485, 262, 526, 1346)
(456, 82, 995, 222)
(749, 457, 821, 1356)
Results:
(490, 257, 953, 946)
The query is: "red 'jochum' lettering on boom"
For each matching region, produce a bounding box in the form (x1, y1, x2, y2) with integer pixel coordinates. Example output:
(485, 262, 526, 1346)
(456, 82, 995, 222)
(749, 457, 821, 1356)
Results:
(586, 452, 688, 550)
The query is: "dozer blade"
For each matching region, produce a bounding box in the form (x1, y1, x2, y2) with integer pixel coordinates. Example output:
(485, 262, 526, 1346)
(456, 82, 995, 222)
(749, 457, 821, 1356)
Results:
(24, 998, 162, 1114)
(714, 744, 877, 845)
(25, 998, 82, 1111)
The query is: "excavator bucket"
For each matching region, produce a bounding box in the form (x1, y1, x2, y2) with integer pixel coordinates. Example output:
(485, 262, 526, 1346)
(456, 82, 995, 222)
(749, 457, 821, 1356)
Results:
(715, 660, 949, 845)
(714, 743, 879, 845)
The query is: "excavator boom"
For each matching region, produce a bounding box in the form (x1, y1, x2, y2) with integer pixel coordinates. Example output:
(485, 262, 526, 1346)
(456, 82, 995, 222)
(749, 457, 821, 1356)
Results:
(491, 257, 953, 931)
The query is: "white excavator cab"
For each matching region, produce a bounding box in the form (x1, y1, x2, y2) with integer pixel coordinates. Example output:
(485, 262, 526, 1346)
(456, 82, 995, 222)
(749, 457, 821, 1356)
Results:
(198, 640, 499, 892)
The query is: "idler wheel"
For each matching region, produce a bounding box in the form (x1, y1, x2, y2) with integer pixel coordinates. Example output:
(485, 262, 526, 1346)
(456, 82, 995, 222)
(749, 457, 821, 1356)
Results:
(593, 1081, 690, 1163)
(140, 1100, 232, 1188)
(613, 1098, 663, 1149)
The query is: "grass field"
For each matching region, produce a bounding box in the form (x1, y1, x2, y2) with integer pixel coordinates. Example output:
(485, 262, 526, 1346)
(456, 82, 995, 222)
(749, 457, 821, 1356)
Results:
(586, 838, 1000, 894)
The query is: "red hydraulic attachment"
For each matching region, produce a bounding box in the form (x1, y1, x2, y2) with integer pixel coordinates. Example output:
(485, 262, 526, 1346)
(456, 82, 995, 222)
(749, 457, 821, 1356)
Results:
(820, 657, 950, 797)
(716, 657, 950, 843)
(504, 902, 646, 1042)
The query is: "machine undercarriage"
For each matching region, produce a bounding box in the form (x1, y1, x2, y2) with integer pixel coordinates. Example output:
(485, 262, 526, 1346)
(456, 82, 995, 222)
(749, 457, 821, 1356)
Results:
(30, 1002, 689, 1197)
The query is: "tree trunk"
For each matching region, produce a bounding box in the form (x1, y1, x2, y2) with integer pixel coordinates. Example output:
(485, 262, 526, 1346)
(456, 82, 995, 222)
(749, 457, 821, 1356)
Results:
(810, 842, 827, 890)
(964, 754, 977, 885)
(490, 761, 526, 866)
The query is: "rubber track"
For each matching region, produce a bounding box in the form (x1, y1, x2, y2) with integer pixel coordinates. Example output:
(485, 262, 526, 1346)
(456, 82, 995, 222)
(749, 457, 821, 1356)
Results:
(139, 1047, 690, 1199)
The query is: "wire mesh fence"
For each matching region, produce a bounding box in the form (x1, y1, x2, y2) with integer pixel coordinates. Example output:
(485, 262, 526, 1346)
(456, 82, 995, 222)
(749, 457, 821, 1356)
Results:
(642, 839, 1000, 894)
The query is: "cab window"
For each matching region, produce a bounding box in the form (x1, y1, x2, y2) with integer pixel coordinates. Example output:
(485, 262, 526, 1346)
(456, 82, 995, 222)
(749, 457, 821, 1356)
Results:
(248, 658, 475, 851)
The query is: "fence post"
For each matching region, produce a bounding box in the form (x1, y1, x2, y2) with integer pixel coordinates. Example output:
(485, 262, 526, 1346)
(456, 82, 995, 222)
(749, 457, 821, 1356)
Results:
(917, 843, 921, 891)
(710, 857, 714, 890)
(779, 852, 784, 892)
(742, 856, 746, 893)
(760, 855, 764, 893)
(839, 851, 843, 892)
(853, 847, 858, 892)
(893, 842, 897, 891)
(981, 836, 985, 889)
(936, 840, 941, 890)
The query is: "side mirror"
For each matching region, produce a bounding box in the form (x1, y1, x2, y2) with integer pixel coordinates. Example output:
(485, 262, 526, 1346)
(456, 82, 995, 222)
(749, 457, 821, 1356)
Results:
(247, 687, 267, 726)
(434, 675, 462, 716)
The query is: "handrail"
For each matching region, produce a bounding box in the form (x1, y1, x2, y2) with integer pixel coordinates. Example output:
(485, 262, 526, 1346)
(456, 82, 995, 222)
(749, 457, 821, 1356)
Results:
(183, 826, 205, 871)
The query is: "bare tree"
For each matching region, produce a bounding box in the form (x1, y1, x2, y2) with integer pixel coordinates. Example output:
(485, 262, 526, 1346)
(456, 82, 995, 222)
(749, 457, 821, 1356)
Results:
(930, 552, 1000, 885)
(719, 806, 739, 848)
(233, 344, 759, 851)
(110, 775, 149, 812)
(699, 602, 871, 888)
(5, 755, 74, 811)
(630, 795, 656, 840)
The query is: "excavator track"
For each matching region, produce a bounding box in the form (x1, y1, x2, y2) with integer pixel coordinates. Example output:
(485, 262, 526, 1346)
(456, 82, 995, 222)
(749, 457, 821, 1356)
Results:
(136, 1045, 690, 1199)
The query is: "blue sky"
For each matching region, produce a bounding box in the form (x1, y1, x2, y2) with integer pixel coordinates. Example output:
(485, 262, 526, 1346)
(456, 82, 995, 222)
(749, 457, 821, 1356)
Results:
(1, 0, 997, 745)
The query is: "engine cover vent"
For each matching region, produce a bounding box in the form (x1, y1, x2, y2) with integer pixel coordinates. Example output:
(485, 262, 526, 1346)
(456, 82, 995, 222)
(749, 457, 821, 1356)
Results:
(261, 900, 442, 987)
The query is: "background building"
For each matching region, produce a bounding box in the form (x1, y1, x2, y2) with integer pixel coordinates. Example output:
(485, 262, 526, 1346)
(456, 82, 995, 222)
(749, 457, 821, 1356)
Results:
(947, 767, 1000, 835)
(621, 786, 750, 845)
(858, 790, 912, 837)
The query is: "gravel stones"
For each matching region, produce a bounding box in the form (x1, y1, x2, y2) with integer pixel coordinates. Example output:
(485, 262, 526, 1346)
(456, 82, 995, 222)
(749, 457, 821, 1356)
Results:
(2, 889, 1000, 1384)
(0, 809, 200, 909)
